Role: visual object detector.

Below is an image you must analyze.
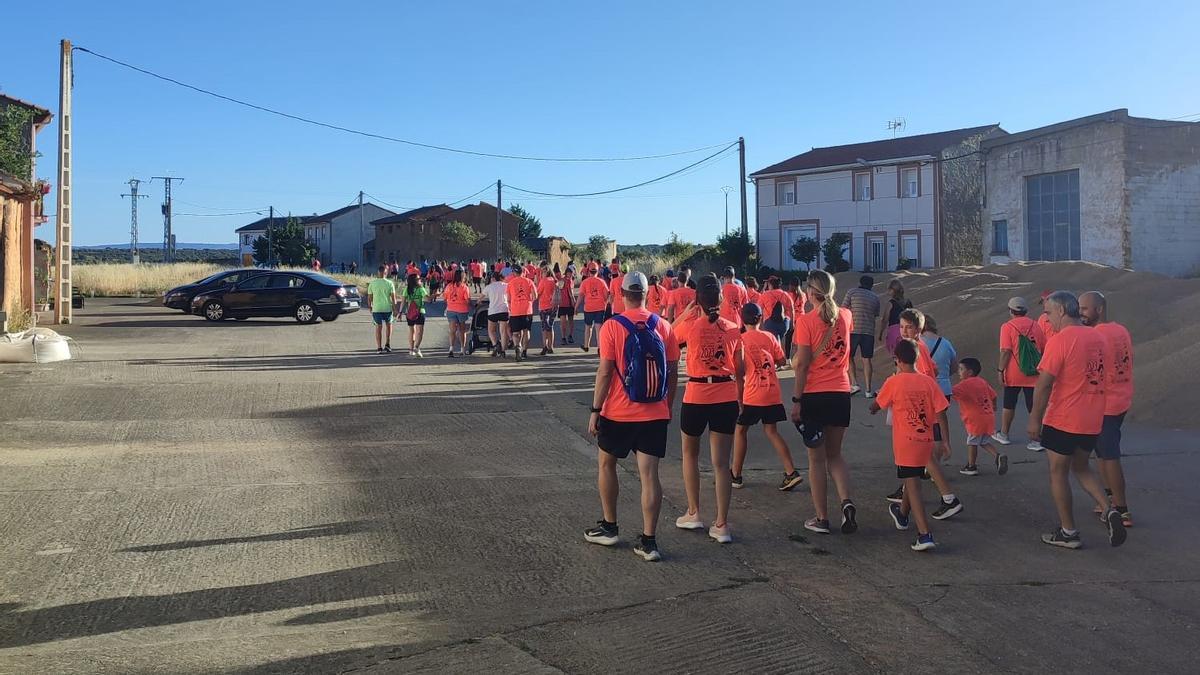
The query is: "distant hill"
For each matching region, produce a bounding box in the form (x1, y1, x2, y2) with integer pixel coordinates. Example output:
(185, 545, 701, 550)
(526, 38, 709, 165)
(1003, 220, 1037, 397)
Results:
(76, 247, 240, 265)
(77, 242, 239, 250)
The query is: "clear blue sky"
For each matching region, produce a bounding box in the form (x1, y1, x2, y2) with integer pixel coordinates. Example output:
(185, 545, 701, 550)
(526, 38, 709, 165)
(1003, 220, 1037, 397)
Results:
(4, 1, 1197, 247)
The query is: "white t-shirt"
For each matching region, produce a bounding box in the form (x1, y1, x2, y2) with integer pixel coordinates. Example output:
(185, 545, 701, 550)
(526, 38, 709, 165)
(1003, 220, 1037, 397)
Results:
(483, 281, 510, 315)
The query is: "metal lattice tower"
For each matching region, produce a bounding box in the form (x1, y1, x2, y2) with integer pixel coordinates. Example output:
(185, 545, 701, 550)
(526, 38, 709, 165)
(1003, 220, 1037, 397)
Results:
(121, 179, 148, 263)
(152, 176, 183, 263)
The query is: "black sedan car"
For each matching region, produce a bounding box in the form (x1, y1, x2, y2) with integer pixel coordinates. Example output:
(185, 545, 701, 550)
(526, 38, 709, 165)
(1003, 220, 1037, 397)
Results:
(190, 271, 362, 323)
(162, 268, 268, 311)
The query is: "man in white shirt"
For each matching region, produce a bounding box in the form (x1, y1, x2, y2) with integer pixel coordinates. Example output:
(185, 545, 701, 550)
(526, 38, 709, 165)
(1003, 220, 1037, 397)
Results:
(482, 272, 512, 357)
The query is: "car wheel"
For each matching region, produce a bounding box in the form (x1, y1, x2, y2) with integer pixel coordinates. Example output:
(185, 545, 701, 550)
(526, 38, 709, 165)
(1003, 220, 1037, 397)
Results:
(319, 313, 339, 322)
(203, 301, 226, 322)
(295, 301, 318, 324)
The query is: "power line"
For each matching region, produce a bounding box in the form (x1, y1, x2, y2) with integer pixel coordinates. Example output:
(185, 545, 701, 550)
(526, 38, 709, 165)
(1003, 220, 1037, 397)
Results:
(73, 46, 734, 163)
(173, 209, 267, 217)
(505, 142, 738, 198)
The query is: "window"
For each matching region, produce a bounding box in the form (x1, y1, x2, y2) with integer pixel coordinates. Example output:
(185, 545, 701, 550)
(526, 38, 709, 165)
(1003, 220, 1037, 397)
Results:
(776, 180, 795, 205)
(854, 172, 872, 201)
(1025, 170, 1080, 261)
(269, 275, 306, 289)
(237, 275, 273, 290)
(902, 167, 919, 198)
(991, 220, 1009, 255)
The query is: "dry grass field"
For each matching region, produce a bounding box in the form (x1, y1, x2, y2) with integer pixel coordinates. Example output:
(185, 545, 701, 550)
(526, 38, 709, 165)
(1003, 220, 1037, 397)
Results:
(75, 263, 374, 297)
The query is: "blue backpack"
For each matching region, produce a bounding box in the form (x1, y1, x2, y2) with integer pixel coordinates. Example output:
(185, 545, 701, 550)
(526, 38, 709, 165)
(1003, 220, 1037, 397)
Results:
(612, 314, 669, 403)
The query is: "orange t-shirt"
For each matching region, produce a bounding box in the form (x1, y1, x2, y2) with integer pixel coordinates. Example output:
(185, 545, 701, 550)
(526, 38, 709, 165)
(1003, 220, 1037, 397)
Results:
(493, 261, 504, 273)
(877, 372, 950, 467)
(669, 286, 696, 317)
(506, 276, 536, 316)
(793, 308, 853, 393)
(598, 308, 681, 422)
(1038, 324, 1106, 435)
(747, 288, 761, 304)
(791, 290, 808, 314)
(1094, 322, 1133, 416)
(580, 276, 608, 312)
(609, 275, 626, 313)
(741, 329, 786, 407)
(1000, 316, 1045, 387)
(1039, 312, 1057, 341)
(673, 312, 742, 404)
(443, 282, 471, 313)
(759, 288, 794, 321)
(537, 277, 559, 311)
(469, 262, 482, 278)
(915, 340, 938, 379)
(720, 282, 749, 326)
(646, 284, 669, 315)
(558, 274, 576, 307)
(951, 376, 997, 436)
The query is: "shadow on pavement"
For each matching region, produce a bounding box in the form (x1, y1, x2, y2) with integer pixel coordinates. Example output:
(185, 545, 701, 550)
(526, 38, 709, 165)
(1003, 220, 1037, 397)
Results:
(117, 520, 376, 553)
(280, 601, 400, 626)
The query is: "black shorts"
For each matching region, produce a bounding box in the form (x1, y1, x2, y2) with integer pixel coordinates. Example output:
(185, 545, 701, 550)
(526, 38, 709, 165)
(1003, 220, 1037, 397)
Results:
(583, 310, 605, 325)
(509, 315, 533, 332)
(488, 312, 509, 323)
(1041, 424, 1098, 456)
(897, 465, 926, 479)
(406, 314, 426, 326)
(558, 306, 574, 317)
(737, 403, 787, 427)
(932, 423, 942, 442)
(1003, 386, 1034, 412)
(597, 417, 669, 459)
(472, 276, 483, 284)
(1095, 412, 1126, 460)
(680, 401, 739, 436)
(849, 333, 875, 359)
(800, 391, 852, 429)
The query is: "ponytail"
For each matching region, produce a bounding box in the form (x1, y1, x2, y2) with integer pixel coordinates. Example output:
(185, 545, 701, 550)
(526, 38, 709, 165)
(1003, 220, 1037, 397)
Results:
(807, 269, 838, 326)
(697, 275, 722, 323)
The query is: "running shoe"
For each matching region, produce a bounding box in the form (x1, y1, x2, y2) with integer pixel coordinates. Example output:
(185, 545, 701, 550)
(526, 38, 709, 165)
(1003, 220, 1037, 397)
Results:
(522, 349, 529, 359)
(584, 520, 619, 546)
(886, 485, 905, 504)
(581, 345, 589, 352)
(840, 500, 858, 534)
(568, 335, 575, 344)
(778, 471, 804, 491)
(889, 502, 910, 530)
(911, 532, 937, 552)
(708, 524, 733, 544)
(376, 348, 384, 354)
(675, 512, 706, 530)
(1041, 528, 1082, 549)
(804, 517, 831, 534)
(997, 454, 1009, 476)
(447, 350, 455, 358)
(1027, 440, 1045, 452)
(959, 464, 980, 476)
(561, 338, 568, 346)
(931, 497, 963, 520)
(730, 473, 744, 489)
(1119, 509, 1133, 528)
(864, 391, 876, 399)
(1104, 509, 1128, 547)
(849, 385, 862, 396)
(415, 349, 424, 358)
(634, 535, 661, 562)
(384, 344, 392, 353)
(992, 432, 1012, 445)
(540, 347, 549, 356)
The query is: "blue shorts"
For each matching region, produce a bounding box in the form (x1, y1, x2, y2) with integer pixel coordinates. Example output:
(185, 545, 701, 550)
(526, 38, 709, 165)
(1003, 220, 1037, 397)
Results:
(1095, 412, 1125, 460)
(372, 311, 393, 325)
(446, 310, 470, 325)
(584, 310, 605, 326)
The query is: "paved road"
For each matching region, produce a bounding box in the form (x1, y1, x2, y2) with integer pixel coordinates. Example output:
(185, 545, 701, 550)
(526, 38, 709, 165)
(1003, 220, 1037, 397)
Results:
(1, 299, 1196, 674)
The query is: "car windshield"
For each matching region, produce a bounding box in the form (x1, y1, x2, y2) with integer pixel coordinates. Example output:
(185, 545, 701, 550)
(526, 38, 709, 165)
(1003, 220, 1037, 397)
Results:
(305, 273, 344, 287)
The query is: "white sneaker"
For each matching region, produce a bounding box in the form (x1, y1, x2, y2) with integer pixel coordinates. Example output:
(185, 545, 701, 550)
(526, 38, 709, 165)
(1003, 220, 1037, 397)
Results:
(992, 432, 1011, 445)
(864, 391, 876, 399)
(675, 512, 706, 530)
(1027, 441, 1045, 452)
(849, 385, 862, 395)
(708, 524, 732, 544)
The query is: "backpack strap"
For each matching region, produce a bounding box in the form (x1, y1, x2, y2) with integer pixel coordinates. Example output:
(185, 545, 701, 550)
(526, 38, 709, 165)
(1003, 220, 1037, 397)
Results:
(930, 337, 943, 356)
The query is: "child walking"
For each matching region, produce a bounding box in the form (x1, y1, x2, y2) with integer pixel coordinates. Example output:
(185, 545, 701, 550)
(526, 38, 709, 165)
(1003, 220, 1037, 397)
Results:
(952, 358, 1008, 476)
(731, 302, 803, 491)
(871, 339, 952, 551)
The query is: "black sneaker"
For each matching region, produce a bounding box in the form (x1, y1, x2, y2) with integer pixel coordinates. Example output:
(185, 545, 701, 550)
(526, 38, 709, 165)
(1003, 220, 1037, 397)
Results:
(561, 338, 568, 346)
(1041, 528, 1082, 549)
(376, 348, 384, 354)
(730, 473, 744, 489)
(384, 344, 392, 353)
(540, 346, 549, 356)
(886, 485, 905, 504)
(447, 350, 455, 358)
(584, 520, 619, 546)
(778, 471, 804, 491)
(931, 497, 963, 520)
(523, 349, 529, 359)
(568, 335, 575, 344)
(840, 500, 858, 534)
(1104, 509, 1127, 547)
(959, 464, 979, 476)
(633, 535, 661, 562)
(804, 517, 831, 534)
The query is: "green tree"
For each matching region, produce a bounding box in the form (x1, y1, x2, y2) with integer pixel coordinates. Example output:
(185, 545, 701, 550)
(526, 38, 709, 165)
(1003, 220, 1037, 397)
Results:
(716, 230, 755, 271)
(508, 203, 543, 240)
(506, 239, 536, 263)
(582, 235, 611, 262)
(251, 217, 319, 266)
(789, 236, 819, 270)
(821, 233, 852, 273)
(441, 220, 483, 248)
(661, 231, 696, 266)
(0, 105, 37, 178)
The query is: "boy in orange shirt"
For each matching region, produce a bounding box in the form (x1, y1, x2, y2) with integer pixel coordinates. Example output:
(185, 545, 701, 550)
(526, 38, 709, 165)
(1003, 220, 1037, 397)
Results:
(506, 266, 537, 362)
(731, 303, 802, 491)
(871, 339, 952, 551)
(951, 358, 1008, 476)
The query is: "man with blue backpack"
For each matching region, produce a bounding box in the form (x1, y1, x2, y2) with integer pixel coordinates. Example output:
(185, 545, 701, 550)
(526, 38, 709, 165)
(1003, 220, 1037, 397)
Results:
(584, 272, 681, 562)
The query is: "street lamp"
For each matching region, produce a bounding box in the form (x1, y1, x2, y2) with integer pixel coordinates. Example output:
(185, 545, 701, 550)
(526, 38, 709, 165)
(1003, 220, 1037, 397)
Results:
(721, 186, 734, 235)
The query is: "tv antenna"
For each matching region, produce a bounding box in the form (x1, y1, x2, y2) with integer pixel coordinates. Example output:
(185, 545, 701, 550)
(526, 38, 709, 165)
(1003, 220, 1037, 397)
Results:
(887, 117, 907, 138)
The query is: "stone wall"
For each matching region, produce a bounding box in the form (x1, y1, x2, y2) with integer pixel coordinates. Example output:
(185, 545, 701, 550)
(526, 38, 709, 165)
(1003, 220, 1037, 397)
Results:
(1125, 122, 1200, 277)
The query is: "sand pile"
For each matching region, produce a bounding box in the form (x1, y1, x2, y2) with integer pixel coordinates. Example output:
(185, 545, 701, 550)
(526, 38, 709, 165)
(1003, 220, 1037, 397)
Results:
(833, 261, 1200, 430)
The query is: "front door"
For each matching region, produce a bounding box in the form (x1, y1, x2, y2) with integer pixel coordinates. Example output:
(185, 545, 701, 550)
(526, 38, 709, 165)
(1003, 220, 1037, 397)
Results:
(782, 224, 818, 271)
(223, 274, 274, 312)
(900, 234, 919, 267)
(866, 234, 887, 272)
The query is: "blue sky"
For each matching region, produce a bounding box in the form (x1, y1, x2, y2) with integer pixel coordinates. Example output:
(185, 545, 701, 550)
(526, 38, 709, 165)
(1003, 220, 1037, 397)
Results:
(4, 1, 1198, 247)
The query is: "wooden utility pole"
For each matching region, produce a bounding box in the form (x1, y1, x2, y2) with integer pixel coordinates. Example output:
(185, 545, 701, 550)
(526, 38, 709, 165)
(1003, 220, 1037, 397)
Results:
(54, 39, 73, 324)
(357, 190, 364, 267)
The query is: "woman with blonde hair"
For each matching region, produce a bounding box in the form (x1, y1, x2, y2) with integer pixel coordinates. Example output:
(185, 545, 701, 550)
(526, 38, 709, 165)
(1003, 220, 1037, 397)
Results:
(880, 278, 913, 355)
(789, 269, 858, 535)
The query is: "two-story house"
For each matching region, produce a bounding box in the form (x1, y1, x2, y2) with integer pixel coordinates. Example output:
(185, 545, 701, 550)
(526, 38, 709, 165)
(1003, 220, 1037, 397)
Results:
(751, 125, 1006, 273)
(371, 201, 520, 264)
(235, 203, 396, 267)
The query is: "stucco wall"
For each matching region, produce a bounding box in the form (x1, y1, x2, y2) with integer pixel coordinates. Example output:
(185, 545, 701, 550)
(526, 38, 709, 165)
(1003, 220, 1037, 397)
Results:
(1126, 122, 1200, 277)
(329, 204, 395, 267)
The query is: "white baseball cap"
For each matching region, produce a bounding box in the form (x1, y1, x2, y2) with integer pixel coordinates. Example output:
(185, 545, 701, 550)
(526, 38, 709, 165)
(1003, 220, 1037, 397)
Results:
(622, 272, 648, 292)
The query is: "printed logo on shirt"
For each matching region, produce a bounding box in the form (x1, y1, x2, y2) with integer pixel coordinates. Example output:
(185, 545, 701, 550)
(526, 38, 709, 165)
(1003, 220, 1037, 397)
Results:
(902, 391, 933, 440)
(695, 331, 731, 373)
(1085, 349, 1104, 389)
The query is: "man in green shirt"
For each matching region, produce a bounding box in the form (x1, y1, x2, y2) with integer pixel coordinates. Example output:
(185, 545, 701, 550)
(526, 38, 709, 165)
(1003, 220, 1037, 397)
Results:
(366, 264, 398, 354)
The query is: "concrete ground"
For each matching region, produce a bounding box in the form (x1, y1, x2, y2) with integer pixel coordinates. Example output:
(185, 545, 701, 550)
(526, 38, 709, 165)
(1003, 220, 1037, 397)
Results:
(0, 298, 1196, 674)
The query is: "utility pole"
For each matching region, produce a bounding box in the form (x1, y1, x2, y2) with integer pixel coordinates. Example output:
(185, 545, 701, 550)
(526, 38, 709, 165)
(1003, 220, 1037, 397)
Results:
(152, 176, 183, 263)
(738, 137, 748, 239)
(358, 190, 364, 267)
(267, 206, 274, 268)
(721, 186, 733, 236)
(54, 39, 73, 324)
(121, 179, 148, 264)
(496, 179, 503, 260)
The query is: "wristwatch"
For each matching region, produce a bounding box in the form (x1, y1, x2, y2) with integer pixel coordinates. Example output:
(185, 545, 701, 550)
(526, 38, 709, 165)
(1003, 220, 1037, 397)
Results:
(589, 406, 602, 413)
